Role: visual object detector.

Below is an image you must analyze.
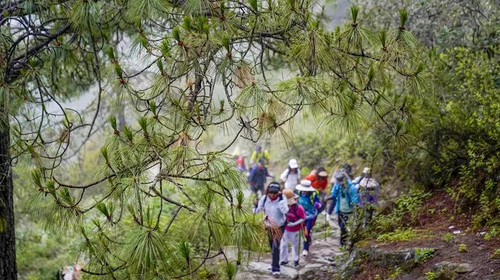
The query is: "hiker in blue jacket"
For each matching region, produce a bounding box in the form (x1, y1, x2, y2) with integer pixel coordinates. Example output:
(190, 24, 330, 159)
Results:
(297, 180, 322, 258)
(330, 172, 358, 247)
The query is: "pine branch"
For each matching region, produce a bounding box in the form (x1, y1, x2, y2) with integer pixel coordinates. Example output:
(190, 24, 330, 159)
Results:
(6, 23, 71, 83)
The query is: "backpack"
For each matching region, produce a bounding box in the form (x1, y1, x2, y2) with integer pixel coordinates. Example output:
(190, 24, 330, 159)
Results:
(287, 204, 300, 223)
(283, 168, 300, 185)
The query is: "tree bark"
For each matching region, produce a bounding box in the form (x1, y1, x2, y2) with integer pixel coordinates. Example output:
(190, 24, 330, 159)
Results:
(0, 97, 17, 279)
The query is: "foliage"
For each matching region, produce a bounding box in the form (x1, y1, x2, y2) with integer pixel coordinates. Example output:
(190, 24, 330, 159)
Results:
(442, 233, 455, 243)
(13, 163, 79, 279)
(425, 269, 458, 280)
(282, 129, 360, 170)
(431, 48, 500, 229)
(484, 227, 500, 241)
(376, 228, 432, 243)
(491, 249, 500, 259)
(354, 0, 499, 50)
(350, 0, 500, 235)
(372, 190, 430, 233)
(387, 266, 403, 279)
(16, 230, 79, 280)
(425, 271, 436, 280)
(458, 243, 467, 253)
(414, 248, 435, 264)
(0, 0, 430, 278)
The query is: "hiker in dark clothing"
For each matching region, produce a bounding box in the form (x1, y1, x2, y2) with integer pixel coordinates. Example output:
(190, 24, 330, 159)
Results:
(248, 159, 269, 197)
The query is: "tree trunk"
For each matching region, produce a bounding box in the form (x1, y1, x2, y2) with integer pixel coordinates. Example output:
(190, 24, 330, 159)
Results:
(0, 99, 17, 279)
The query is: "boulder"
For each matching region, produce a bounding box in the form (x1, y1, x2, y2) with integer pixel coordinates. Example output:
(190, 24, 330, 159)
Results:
(455, 263, 473, 274)
(358, 247, 436, 268)
(434, 261, 473, 274)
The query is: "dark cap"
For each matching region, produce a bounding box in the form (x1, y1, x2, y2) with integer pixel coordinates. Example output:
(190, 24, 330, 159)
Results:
(334, 170, 345, 181)
(268, 181, 280, 192)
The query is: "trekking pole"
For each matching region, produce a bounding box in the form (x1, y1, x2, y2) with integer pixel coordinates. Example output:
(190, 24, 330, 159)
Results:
(298, 227, 303, 259)
(324, 196, 332, 241)
(324, 198, 327, 241)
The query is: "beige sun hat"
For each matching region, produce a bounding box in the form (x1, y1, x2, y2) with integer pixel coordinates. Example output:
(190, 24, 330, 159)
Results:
(318, 170, 328, 177)
(295, 180, 316, 192)
(282, 189, 298, 205)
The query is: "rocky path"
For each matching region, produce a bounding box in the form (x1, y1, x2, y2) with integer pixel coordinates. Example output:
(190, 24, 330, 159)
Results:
(235, 214, 346, 280)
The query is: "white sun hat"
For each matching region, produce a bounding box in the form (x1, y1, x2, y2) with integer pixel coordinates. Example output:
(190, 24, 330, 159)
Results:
(289, 159, 299, 169)
(295, 180, 316, 192)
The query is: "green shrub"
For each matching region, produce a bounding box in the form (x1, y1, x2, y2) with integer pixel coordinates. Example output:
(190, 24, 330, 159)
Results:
(372, 190, 431, 234)
(425, 269, 458, 280)
(415, 248, 436, 264)
(483, 226, 500, 241)
(377, 228, 432, 242)
(442, 233, 455, 243)
(388, 267, 403, 279)
(458, 243, 467, 253)
(425, 271, 437, 280)
(490, 249, 500, 259)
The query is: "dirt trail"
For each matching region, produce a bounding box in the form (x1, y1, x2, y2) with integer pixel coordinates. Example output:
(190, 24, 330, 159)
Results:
(235, 215, 346, 279)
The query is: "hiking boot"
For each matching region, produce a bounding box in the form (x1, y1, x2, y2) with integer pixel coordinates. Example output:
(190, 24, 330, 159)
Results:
(272, 271, 281, 276)
(294, 260, 299, 267)
(279, 261, 288, 266)
(301, 250, 308, 258)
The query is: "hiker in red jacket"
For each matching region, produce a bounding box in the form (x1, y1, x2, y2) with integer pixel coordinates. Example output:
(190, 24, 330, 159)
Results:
(305, 166, 328, 213)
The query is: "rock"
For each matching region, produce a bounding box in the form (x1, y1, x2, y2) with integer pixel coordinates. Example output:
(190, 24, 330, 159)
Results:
(455, 263, 473, 274)
(358, 247, 436, 268)
(235, 261, 299, 280)
(434, 261, 452, 271)
(434, 261, 473, 274)
(339, 249, 359, 280)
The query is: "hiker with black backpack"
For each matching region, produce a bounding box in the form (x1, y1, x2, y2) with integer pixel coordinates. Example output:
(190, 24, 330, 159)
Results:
(248, 158, 269, 198)
(356, 167, 380, 227)
(279, 159, 301, 192)
(280, 189, 305, 268)
(253, 182, 289, 276)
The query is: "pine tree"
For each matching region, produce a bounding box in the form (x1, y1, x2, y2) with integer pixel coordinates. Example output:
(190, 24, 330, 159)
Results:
(0, 1, 423, 278)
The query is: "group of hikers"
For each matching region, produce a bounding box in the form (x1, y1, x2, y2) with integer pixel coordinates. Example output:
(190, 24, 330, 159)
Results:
(235, 144, 380, 276)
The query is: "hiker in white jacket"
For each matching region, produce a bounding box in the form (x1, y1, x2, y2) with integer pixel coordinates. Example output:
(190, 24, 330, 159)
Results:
(280, 159, 301, 192)
(254, 182, 289, 275)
